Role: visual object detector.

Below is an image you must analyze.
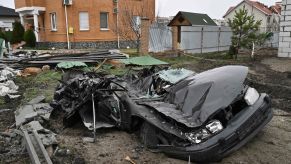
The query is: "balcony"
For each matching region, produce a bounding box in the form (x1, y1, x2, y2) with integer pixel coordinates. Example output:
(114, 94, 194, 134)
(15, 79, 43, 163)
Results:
(15, 0, 46, 9)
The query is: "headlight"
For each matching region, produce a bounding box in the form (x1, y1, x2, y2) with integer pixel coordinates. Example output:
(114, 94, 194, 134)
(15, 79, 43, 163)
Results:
(185, 129, 211, 144)
(206, 120, 223, 133)
(185, 120, 223, 144)
(244, 87, 259, 105)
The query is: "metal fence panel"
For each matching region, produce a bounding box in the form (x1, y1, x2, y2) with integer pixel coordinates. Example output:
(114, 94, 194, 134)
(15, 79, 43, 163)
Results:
(149, 24, 279, 53)
(180, 26, 202, 54)
(219, 27, 232, 51)
(149, 23, 172, 53)
(202, 26, 220, 53)
(180, 26, 232, 53)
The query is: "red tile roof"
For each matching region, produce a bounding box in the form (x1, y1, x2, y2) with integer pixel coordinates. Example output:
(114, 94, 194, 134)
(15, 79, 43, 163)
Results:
(223, 6, 235, 18)
(223, 0, 280, 18)
(270, 4, 281, 14)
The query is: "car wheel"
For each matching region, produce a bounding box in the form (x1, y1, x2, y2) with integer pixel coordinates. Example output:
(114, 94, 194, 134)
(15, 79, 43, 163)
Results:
(140, 122, 159, 149)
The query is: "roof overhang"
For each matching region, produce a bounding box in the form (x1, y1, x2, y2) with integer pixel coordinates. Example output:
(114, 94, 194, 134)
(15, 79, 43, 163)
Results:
(168, 12, 192, 26)
(223, 0, 272, 18)
(15, 6, 46, 15)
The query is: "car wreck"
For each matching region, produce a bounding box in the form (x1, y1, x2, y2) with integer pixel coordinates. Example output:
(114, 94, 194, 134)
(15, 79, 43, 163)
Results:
(51, 65, 272, 162)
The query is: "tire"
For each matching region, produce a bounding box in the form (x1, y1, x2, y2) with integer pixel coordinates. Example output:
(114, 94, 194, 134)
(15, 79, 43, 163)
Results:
(140, 122, 159, 149)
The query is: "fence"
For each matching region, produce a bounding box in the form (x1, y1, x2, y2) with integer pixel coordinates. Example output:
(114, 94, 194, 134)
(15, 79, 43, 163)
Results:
(149, 23, 172, 52)
(148, 24, 279, 53)
(180, 26, 232, 53)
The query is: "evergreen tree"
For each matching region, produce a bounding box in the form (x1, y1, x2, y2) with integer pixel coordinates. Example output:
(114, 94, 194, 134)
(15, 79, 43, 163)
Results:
(24, 29, 36, 47)
(11, 21, 25, 44)
(228, 6, 261, 59)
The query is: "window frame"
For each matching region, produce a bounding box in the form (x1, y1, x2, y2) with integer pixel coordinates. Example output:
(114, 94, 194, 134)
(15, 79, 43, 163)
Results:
(100, 12, 109, 31)
(132, 15, 141, 33)
(79, 11, 90, 31)
(50, 12, 57, 31)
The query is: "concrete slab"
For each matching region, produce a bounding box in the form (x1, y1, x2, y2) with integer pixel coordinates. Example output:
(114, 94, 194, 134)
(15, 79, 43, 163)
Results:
(15, 105, 34, 127)
(28, 95, 46, 105)
(33, 103, 53, 120)
(25, 121, 44, 132)
(24, 112, 38, 121)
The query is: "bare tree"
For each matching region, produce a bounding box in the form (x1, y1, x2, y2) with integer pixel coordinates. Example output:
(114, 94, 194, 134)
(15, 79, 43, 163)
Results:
(110, 0, 155, 52)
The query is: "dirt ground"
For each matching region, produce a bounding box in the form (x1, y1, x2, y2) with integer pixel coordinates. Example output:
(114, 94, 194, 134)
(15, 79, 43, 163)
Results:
(1, 49, 291, 163)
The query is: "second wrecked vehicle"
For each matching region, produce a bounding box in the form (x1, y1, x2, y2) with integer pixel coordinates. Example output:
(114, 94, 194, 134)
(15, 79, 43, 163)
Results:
(51, 65, 272, 162)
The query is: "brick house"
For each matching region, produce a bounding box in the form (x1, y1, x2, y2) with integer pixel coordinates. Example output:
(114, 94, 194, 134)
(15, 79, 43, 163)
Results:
(14, 0, 155, 49)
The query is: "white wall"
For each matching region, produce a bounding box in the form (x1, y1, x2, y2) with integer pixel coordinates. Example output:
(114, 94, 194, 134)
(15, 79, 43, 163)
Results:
(224, 1, 269, 31)
(278, 0, 291, 57)
(149, 25, 279, 54)
(0, 17, 19, 31)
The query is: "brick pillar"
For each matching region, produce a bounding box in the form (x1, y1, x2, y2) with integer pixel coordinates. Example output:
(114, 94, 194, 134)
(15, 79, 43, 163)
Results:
(139, 17, 150, 55)
(172, 26, 178, 50)
(278, 0, 291, 57)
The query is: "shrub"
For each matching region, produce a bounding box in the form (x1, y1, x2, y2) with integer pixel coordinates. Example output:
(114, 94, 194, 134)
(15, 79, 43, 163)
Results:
(228, 45, 237, 58)
(11, 21, 25, 44)
(0, 30, 7, 41)
(5, 31, 13, 43)
(23, 29, 36, 47)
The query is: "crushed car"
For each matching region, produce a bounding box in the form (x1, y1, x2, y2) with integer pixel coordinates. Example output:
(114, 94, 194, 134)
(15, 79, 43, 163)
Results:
(51, 65, 272, 162)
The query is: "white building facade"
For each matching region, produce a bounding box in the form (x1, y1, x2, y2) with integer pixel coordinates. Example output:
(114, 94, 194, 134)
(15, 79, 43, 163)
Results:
(279, 0, 291, 57)
(223, 0, 280, 32)
(0, 6, 20, 31)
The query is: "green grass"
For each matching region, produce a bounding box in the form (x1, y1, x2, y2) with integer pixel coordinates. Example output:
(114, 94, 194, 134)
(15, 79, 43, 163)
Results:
(191, 51, 232, 60)
(0, 97, 5, 106)
(120, 48, 139, 57)
(190, 51, 255, 62)
(107, 68, 128, 76)
(155, 55, 199, 68)
(15, 70, 62, 104)
(0, 71, 61, 108)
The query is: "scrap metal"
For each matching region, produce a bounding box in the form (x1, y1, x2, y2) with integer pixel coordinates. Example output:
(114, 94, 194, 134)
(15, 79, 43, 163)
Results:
(51, 65, 273, 162)
(0, 50, 128, 68)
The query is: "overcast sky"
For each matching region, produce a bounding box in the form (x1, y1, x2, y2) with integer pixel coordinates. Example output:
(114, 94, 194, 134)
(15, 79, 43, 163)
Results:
(0, 0, 279, 19)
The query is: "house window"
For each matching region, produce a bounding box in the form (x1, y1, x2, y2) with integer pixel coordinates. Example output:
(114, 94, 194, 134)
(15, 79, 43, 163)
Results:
(50, 12, 57, 31)
(79, 12, 89, 31)
(132, 16, 141, 32)
(100, 12, 109, 30)
(267, 16, 271, 23)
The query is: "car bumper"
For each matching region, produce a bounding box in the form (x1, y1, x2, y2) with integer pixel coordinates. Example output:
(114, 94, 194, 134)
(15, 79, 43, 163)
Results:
(158, 94, 273, 162)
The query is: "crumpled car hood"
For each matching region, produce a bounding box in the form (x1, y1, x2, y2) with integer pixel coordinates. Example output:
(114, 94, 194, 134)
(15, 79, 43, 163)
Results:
(166, 66, 249, 127)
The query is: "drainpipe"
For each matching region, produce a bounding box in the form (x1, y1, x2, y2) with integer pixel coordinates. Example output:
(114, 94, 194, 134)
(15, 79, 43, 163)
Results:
(116, 1, 120, 49)
(64, 5, 70, 49)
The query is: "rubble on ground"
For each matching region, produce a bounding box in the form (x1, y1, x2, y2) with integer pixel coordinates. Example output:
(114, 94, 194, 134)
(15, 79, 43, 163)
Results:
(0, 129, 26, 160)
(0, 66, 20, 99)
(0, 50, 128, 69)
(0, 95, 58, 163)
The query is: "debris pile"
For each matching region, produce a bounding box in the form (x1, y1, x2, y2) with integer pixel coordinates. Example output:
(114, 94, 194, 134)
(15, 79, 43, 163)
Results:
(1, 95, 57, 163)
(0, 66, 20, 99)
(15, 96, 53, 127)
(1, 50, 128, 68)
(51, 72, 125, 130)
(0, 129, 25, 160)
